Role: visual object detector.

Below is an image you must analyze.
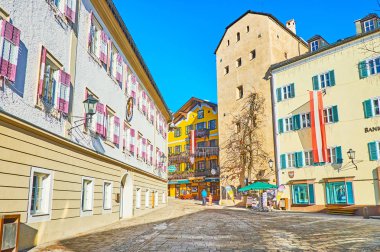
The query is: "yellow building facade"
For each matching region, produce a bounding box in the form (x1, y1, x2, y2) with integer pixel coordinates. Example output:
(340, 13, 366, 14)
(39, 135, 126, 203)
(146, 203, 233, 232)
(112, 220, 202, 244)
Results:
(168, 98, 220, 200)
(271, 14, 380, 215)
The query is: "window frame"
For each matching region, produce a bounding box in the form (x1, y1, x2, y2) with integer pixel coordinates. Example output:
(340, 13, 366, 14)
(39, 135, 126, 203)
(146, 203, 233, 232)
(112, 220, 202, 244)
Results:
(372, 97, 380, 116)
(287, 153, 296, 168)
(145, 189, 150, 208)
(301, 112, 311, 128)
(80, 176, 95, 216)
(196, 122, 206, 130)
(319, 72, 331, 89)
(368, 57, 380, 76)
(323, 107, 334, 124)
(310, 40, 319, 52)
(304, 150, 314, 166)
(236, 86, 243, 100)
(174, 127, 182, 137)
(327, 147, 338, 164)
(364, 19, 375, 32)
(102, 181, 113, 212)
(27, 167, 54, 223)
(284, 117, 294, 132)
(197, 110, 204, 119)
(291, 183, 315, 205)
(105, 106, 115, 143)
(136, 187, 141, 209)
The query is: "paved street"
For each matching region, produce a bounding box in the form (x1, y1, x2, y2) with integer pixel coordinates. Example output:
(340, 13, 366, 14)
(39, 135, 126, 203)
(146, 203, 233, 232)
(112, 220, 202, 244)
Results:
(32, 199, 380, 252)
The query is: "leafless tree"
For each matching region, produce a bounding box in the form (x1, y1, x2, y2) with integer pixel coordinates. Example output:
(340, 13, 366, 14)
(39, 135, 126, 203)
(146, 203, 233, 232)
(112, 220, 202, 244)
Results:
(221, 91, 270, 188)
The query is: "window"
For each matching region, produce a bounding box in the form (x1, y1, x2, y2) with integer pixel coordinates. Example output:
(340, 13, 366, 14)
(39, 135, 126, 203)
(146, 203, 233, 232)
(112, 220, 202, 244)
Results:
(246, 26, 250, 33)
(372, 98, 380, 116)
(197, 141, 206, 148)
(162, 192, 166, 203)
(185, 125, 193, 135)
(304, 151, 314, 166)
(196, 122, 206, 130)
(81, 177, 94, 216)
(301, 113, 311, 128)
(227, 40, 230, 46)
(89, 16, 102, 57)
(174, 127, 182, 137)
(145, 189, 150, 208)
(236, 86, 243, 100)
(197, 161, 206, 171)
(28, 167, 54, 222)
(359, 57, 380, 79)
(136, 188, 141, 209)
(236, 32, 240, 42)
(168, 147, 172, 155)
(106, 107, 115, 142)
(209, 139, 218, 147)
(175, 145, 181, 154)
(0, 20, 20, 82)
(276, 84, 295, 102)
(224, 66, 229, 75)
(287, 153, 296, 168)
(236, 58, 242, 67)
(236, 122, 241, 133)
(197, 110, 204, 119)
(310, 40, 319, 52)
(292, 184, 315, 205)
(284, 117, 293, 132)
(364, 19, 375, 32)
(41, 54, 62, 106)
(326, 181, 354, 205)
(208, 120, 216, 130)
(323, 106, 338, 123)
(103, 181, 112, 211)
(327, 146, 342, 164)
(109, 45, 118, 80)
(209, 159, 218, 169)
(312, 70, 335, 90)
(368, 57, 380, 76)
(250, 50, 256, 60)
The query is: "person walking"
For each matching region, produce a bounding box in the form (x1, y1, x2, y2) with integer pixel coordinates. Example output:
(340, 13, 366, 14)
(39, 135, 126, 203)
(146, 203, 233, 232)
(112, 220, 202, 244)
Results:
(201, 189, 207, 206)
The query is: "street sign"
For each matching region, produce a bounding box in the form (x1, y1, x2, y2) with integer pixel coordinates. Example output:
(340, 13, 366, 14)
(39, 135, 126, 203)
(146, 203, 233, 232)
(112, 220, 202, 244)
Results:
(168, 165, 176, 173)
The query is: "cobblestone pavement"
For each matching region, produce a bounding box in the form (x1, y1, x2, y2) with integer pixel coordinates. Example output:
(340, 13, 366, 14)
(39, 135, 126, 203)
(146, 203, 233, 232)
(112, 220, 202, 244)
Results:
(32, 199, 380, 251)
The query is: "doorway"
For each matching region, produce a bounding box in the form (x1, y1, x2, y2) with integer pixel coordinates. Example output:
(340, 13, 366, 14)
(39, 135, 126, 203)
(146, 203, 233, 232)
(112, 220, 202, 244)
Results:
(120, 172, 133, 219)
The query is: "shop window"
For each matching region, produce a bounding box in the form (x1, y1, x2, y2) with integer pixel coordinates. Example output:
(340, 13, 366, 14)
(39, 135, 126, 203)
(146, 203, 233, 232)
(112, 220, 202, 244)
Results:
(208, 120, 216, 130)
(326, 181, 354, 205)
(103, 181, 112, 211)
(292, 183, 315, 205)
(81, 177, 94, 216)
(27, 167, 54, 223)
(196, 122, 206, 130)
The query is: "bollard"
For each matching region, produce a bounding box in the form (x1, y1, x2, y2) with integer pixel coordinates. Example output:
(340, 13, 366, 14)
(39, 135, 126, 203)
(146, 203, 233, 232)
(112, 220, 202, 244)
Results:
(363, 206, 369, 219)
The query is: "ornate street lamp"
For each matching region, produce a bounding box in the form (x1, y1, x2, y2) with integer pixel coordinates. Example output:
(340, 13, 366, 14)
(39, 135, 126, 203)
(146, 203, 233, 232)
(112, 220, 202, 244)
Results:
(268, 159, 274, 171)
(347, 148, 357, 170)
(83, 95, 98, 118)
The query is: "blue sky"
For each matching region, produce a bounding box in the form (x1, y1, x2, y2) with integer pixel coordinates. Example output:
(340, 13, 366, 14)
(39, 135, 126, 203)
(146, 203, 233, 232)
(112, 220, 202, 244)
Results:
(113, 0, 379, 112)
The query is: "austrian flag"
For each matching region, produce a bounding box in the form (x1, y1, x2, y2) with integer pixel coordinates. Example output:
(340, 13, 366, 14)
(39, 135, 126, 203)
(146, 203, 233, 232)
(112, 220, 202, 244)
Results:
(309, 91, 327, 163)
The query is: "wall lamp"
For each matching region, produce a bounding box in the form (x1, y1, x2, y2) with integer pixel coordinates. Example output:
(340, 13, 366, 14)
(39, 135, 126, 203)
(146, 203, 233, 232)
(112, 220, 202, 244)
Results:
(347, 148, 358, 170)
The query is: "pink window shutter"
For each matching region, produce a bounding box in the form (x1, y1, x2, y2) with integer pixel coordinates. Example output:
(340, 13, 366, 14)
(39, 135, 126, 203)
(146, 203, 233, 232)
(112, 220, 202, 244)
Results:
(150, 144, 153, 164)
(142, 91, 146, 114)
(113, 116, 120, 145)
(0, 20, 21, 82)
(116, 54, 122, 82)
(142, 138, 146, 160)
(88, 12, 93, 48)
(37, 47, 47, 97)
(130, 129, 135, 154)
(58, 70, 71, 114)
(100, 31, 108, 63)
(96, 103, 104, 135)
(65, 0, 76, 23)
(103, 108, 108, 138)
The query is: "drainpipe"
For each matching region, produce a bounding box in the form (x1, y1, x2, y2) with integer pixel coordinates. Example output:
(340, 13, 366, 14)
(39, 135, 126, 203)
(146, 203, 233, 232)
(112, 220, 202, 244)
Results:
(269, 72, 280, 187)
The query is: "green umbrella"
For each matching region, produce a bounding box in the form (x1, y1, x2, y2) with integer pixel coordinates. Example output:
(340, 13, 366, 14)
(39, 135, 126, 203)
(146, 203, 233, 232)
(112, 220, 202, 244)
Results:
(238, 181, 277, 192)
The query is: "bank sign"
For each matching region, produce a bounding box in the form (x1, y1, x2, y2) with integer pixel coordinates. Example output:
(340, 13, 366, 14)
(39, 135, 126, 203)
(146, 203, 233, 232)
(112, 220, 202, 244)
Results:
(365, 126, 380, 133)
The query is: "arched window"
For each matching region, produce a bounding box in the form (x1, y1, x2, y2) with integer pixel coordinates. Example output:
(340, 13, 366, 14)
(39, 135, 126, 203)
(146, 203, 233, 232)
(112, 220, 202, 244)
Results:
(237, 32, 240, 42)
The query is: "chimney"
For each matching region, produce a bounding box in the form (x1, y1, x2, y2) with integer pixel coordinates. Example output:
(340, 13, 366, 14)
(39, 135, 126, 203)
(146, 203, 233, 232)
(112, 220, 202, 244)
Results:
(286, 19, 296, 34)
(354, 20, 362, 34)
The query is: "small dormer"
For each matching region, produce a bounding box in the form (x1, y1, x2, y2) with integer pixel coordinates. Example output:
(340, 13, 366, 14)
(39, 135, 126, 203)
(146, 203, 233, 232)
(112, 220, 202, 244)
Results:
(354, 13, 380, 34)
(307, 35, 329, 52)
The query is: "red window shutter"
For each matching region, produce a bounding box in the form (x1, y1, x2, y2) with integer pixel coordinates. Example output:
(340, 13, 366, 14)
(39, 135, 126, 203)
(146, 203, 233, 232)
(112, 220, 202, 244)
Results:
(0, 20, 21, 82)
(38, 47, 47, 97)
(103, 108, 108, 138)
(58, 70, 71, 114)
(113, 116, 120, 145)
(65, 0, 76, 23)
(130, 128, 135, 154)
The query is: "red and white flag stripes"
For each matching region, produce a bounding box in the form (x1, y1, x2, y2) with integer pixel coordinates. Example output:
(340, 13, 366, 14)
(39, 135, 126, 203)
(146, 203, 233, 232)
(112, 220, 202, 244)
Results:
(309, 91, 327, 163)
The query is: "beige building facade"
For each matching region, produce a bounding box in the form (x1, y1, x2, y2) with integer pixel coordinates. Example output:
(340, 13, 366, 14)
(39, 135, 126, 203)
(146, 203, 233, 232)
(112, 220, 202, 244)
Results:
(271, 14, 380, 215)
(0, 0, 169, 250)
(215, 11, 308, 203)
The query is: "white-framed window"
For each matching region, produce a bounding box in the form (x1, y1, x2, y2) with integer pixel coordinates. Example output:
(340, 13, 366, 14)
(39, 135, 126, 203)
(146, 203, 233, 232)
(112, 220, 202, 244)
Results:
(103, 181, 112, 211)
(311, 40, 319, 52)
(372, 97, 380, 116)
(136, 188, 141, 209)
(304, 151, 313, 166)
(301, 113, 311, 128)
(368, 57, 380, 76)
(364, 19, 375, 32)
(162, 192, 166, 203)
(106, 107, 114, 142)
(89, 16, 101, 57)
(319, 72, 331, 89)
(154, 191, 159, 207)
(282, 85, 291, 99)
(284, 117, 294, 132)
(327, 147, 337, 164)
(145, 189, 150, 208)
(323, 107, 334, 123)
(109, 44, 118, 79)
(287, 153, 296, 168)
(27, 167, 54, 223)
(81, 177, 94, 216)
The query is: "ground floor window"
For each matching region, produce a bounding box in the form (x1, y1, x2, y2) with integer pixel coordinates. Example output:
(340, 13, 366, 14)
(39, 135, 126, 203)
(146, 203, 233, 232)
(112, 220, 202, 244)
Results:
(145, 189, 150, 208)
(81, 177, 94, 215)
(326, 181, 354, 205)
(136, 188, 141, 209)
(291, 183, 315, 205)
(103, 181, 112, 211)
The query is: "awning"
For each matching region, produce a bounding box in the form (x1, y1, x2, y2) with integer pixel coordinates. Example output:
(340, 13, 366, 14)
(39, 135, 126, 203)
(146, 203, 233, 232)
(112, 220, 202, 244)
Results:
(238, 181, 277, 192)
(168, 179, 190, 185)
(205, 178, 220, 182)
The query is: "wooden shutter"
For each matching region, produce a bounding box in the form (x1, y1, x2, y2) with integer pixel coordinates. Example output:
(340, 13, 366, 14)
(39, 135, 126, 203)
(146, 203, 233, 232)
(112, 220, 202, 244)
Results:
(278, 119, 284, 134)
(332, 105, 339, 122)
(280, 154, 286, 169)
(289, 83, 295, 98)
(346, 182, 354, 205)
(276, 88, 282, 102)
(65, 0, 76, 23)
(96, 103, 104, 135)
(312, 75, 319, 90)
(0, 20, 21, 82)
(363, 99, 373, 118)
(130, 129, 135, 154)
(295, 151, 304, 168)
(293, 114, 301, 130)
(58, 70, 71, 114)
(368, 142, 378, 161)
(308, 184, 315, 204)
(113, 116, 120, 145)
(329, 70, 335, 86)
(358, 61, 368, 79)
(335, 146, 343, 164)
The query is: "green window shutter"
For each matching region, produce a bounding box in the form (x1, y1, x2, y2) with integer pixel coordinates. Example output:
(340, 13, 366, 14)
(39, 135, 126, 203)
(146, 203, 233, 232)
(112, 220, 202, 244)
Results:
(290, 83, 295, 98)
(359, 61, 368, 79)
(280, 154, 287, 169)
(276, 88, 282, 102)
(278, 119, 284, 134)
(312, 75, 319, 90)
(346, 182, 354, 205)
(296, 151, 304, 168)
(293, 114, 301, 130)
(332, 106, 339, 122)
(363, 100, 373, 118)
(308, 184, 315, 204)
(329, 70, 335, 86)
(336, 146, 343, 164)
(368, 142, 379, 161)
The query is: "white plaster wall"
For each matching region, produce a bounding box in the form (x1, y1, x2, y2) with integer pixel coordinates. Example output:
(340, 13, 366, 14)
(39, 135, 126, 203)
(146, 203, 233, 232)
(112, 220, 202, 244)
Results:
(71, 0, 168, 178)
(0, 0, 73, 136)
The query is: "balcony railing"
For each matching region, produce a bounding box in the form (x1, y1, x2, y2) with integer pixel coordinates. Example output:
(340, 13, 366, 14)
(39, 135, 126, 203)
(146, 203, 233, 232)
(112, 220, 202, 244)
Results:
(168, 147, 219, 164)
(168, 168, 220, 180)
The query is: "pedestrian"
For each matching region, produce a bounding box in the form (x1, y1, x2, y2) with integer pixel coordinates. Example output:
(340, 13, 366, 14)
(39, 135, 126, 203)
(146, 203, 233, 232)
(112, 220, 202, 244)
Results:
(201, 189, 207, 206)
(208, 193, 213, 206)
